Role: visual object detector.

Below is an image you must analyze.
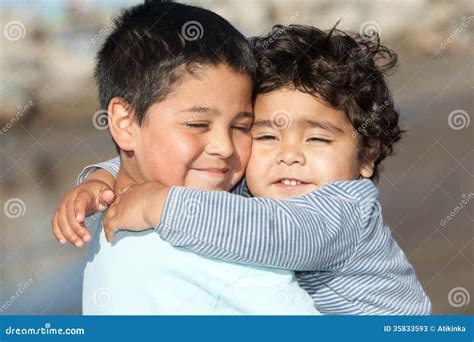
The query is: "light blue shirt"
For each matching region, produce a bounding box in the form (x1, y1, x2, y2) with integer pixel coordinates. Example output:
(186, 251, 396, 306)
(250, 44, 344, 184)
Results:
(82, 213, 320, 315)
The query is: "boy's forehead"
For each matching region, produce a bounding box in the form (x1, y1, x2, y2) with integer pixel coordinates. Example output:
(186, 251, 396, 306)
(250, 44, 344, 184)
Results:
(254, 90, 352, 130)
(171, 64, 253, 96)
(147, 64, 254, 118)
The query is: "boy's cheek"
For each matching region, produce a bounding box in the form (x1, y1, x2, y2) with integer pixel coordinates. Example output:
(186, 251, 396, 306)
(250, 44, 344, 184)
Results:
(136, 132, 200, 185)
(235, 135, 252, 167)
(313, 153, 360, 184)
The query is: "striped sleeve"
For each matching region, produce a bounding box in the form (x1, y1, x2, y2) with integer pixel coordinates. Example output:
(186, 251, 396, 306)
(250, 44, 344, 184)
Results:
(157, 180, 376, 271)
(76, 156, 121, 185)
(297, 200, 432, 315)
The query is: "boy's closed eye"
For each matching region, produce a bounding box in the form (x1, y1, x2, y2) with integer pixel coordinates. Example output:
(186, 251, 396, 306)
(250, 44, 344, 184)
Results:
(254, 134, 278, 141)
(184, 122, 210, 130)
(184, 122, 251, 132)
(253, 134, 332, 143)
(232, 125, 251, 132)
(306, 136, 332, 144)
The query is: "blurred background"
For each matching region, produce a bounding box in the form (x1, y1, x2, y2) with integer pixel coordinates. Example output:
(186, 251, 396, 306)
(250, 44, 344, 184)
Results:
(0, 0, 472, 315)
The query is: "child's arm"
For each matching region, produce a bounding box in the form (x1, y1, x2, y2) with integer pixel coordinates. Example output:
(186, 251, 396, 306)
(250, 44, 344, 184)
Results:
(151, 181, 371, 271)
(52, 167, 116, 247)
(102, 179, 376, 271)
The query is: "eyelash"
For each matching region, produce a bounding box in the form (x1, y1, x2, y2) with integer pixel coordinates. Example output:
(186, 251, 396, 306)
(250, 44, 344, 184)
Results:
(255, 135, 277, 141)
(307, 137, 331, 143)
(232, 126, 250, 132)
(185, 123, 209, 129)
(184, 123, 250, 132)
(254, 136, 332, 143)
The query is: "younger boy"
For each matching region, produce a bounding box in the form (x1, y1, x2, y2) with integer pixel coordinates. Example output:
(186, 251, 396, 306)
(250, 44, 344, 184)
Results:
(54, 21, 431, 314)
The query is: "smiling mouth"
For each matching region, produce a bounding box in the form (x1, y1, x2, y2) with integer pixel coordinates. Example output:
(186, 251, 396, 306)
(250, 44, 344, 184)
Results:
(193, 168, 231, 178)
(195, 168, 230, 173)
(274, 178, 309, 187)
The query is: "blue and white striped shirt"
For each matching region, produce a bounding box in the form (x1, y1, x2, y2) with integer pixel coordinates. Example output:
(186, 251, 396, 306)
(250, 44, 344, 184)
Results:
(79, 157, 431, 315)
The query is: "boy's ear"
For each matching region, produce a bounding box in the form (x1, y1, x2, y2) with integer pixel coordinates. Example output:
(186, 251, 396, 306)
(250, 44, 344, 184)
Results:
(359, 139, 380, 178)
(107, 97, 136, 151)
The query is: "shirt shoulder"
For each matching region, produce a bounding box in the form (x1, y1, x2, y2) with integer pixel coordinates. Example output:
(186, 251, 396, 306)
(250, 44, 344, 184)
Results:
(310, 179, 379, 202)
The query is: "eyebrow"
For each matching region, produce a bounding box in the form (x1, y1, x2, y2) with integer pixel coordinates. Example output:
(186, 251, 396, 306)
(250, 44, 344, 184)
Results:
(177, 106, 253, 119)
(252, 119, 344, 133)
(303, 119, 345, 133)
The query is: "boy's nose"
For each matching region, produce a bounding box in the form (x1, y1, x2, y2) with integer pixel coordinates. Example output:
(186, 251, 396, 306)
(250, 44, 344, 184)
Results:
(207, 131, 234, 159)
(275, 146, 305, 166)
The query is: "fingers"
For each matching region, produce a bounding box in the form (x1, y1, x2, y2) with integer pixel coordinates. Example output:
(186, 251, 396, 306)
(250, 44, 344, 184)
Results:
(67, 197, 91, 242)
(51, 211, 66, 245)
(74, 190, 94, 222)
(97, 189, 115, 211)
(57, 205, 84, 248)
(103, 208, 118, 243)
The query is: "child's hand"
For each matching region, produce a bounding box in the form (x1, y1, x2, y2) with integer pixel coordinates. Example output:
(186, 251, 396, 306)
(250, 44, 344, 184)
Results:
(102, 182, 169, 243)
(52, 179, 115, 247)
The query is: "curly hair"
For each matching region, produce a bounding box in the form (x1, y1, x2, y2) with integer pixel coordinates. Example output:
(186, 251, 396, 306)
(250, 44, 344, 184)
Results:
(250, 24, 404, 182)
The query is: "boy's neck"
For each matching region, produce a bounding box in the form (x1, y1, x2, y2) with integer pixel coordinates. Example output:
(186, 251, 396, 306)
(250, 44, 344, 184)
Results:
(114, 153, 144, 193)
